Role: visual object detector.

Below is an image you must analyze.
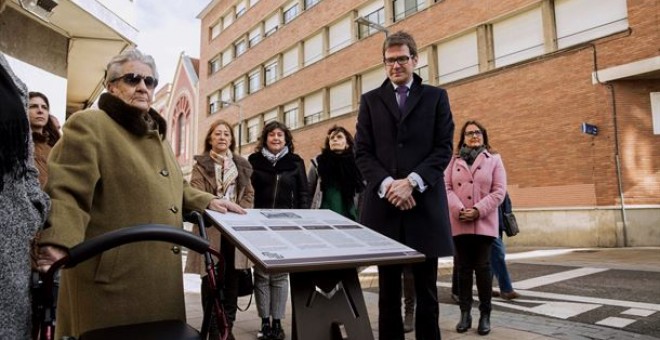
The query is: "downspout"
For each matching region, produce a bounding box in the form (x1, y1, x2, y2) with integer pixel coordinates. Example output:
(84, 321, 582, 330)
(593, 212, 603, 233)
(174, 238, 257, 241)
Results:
(591, 44, 628, 247)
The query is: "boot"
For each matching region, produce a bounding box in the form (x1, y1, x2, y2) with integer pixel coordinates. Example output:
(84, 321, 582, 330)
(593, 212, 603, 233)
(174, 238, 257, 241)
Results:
(478, 312, 491, 335)
(455, 311, 472, 333)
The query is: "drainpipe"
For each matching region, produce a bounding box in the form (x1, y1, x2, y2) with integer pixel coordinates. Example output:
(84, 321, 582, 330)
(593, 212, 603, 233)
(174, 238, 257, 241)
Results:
(591, 45, 628, 247)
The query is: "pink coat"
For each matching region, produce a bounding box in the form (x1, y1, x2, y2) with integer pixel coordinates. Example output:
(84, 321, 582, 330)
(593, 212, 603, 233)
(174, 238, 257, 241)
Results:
(444, 151, 507, 238)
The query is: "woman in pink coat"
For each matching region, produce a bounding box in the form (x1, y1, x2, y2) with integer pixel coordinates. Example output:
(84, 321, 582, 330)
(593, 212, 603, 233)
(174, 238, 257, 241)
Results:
(444, 120, 506, 336)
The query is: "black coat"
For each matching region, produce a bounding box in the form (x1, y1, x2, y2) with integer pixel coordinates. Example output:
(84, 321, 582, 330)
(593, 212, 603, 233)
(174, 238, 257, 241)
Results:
(248, 152, 310, 209)
(355, 74, 455, 257)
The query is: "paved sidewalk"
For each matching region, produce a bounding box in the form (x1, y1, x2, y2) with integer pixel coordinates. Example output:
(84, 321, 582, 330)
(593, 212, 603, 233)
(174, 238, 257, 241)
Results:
(185, 247, 660, 340)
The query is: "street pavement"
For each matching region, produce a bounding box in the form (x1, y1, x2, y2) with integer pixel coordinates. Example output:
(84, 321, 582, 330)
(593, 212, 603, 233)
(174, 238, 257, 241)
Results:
(184, 247, 660, 340)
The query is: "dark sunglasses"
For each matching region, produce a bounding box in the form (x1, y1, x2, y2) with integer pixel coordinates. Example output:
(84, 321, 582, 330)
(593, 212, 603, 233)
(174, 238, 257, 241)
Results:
(110, 73, 158, 89)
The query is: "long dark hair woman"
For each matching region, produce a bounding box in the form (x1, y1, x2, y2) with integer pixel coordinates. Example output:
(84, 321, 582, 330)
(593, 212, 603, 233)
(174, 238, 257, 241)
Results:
(248, 121, 309, 340)
(185, 119, 254, 340)
(308, 125, 363, 220)
(444, 120, 506, 336)
(0, 50, 50, 339)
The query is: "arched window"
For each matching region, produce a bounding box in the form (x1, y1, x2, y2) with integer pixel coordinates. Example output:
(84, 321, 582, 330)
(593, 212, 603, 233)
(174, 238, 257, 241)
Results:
(174, 97, 191, 159)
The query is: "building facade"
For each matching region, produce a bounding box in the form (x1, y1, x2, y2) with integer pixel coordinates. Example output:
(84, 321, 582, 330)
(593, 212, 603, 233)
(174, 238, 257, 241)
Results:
(197, 0, 660, 247)
(157, 53, 201, 178)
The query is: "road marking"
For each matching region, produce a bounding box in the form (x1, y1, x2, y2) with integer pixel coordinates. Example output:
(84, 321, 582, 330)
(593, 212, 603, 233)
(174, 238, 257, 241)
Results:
(437, 281, 660, 311)
(596, 317, 637, 328)
(622, 308, 656, 317)
(491, 299, 601, 319)
(513, 267, 609, 289)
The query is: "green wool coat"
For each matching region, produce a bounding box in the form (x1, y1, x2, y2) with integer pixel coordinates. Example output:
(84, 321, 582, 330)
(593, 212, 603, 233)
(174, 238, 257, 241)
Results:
(39, 93, 215, 338)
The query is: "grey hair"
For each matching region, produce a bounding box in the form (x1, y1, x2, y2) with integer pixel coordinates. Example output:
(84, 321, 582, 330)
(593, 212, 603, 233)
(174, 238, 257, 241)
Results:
(104, 48, 159, 86)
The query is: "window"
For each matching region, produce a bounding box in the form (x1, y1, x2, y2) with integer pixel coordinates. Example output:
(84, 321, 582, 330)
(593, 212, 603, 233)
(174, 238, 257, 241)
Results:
(304, 91, 323, 125)
(414, 50, 429, 83)
(176, 114, 186, 156)
(304, 33, 323, 66)
(328, 16, 352, 54)
(393, 0, 427, 22)
(264, 12, 280, 36)
(249, 26, 262, 47)
(437, 31, 479, 84)
(209, 56, 221, 74)
(282, 46, 299, 77)
(236, 0, 247, 17)
(247, 117, 260, 142)
(493, 7, 544, 67)
(358, 4, 385, 39)
(221, 48, 233, 66)
(283, 2, 299, 24)
(330, 80, 352, 117)
(234, 39, 247, 57)
(210, 22, 221, 40)
(305, 0, 321, 9)
(248, 69, 261, 93)
(555, 0, 628, 49)
(209, 92, 220, 114)
(283, 102, 299, 129)
(233, 79, 246, 101)
(221, 86, 231, 104)
(222, 13, 234, 29)
(263, 109, 278, 124)
(361, 67, 384, 94)
(264, 59, 279, 85)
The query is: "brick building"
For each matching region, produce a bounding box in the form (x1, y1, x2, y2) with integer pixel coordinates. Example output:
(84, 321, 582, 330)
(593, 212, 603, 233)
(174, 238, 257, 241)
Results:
(197, 0, 660, 247)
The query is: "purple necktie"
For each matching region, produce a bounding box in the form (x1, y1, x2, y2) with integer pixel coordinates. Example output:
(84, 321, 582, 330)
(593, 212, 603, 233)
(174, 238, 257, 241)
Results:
(396, 86, 408, 113)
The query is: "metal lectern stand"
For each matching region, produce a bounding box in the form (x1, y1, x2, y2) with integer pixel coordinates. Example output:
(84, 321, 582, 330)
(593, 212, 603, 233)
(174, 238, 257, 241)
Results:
(203, 209, 424, 340)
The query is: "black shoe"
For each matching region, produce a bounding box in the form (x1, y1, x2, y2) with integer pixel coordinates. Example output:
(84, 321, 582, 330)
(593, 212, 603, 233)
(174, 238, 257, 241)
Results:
(456, 311, 472, 333)
(478, 312, 491, 335)
(257, 324, 271, 340)
(271, 323, 285, 340)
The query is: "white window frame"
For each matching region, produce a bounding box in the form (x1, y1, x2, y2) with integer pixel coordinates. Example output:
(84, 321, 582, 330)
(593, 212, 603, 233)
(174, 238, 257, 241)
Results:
(555, 0, 629, 49)
(436, 31, 479, 84)
(492, 7, 545, 67)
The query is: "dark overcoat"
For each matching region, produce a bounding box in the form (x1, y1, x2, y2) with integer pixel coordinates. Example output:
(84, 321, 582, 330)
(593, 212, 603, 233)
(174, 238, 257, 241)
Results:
(355, 74, 454, 257)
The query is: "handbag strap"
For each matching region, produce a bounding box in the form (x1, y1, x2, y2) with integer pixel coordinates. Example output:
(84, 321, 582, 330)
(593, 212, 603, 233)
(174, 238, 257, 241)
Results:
(237, 292, 253, 312)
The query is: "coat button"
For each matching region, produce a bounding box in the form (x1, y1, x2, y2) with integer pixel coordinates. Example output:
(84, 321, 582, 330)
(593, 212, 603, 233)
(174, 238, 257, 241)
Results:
(160, 169, 169, 176)
(469, 180, 473, 184)
(170, 206, 178, 213)
(458, 183, 462, 186)
(398, 143, 403, 148)
(171, 246, 181, 254)
(477, 166, 482, 170)
(457, 168, 461, 172)
(467, 196, 472, 200)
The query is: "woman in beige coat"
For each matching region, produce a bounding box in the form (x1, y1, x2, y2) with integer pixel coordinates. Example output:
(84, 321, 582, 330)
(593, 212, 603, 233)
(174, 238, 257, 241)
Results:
(36, 49, 244, 338)
(185, 119, 254, 340)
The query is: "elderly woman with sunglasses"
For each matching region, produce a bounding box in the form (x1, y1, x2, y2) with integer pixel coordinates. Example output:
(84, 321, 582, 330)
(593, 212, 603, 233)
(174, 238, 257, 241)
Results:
(444, 120, 506, 336)
(36, 49, 245, 339)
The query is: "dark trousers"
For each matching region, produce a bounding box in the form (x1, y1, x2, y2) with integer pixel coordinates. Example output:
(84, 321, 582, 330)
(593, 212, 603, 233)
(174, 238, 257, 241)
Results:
(201, 236, 239, 339)
(378, 257, 440, 340)
(453, 235, 494, 313)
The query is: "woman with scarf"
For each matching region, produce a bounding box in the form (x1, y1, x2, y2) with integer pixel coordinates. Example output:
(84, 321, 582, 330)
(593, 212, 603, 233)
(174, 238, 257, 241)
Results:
(0, 48, 51, 339)
(28, 91, 60, 188)
(444, 120, 506, 336)
(35, 48, 245, 339)
(185, 119, 254, 340)
(308, 125, 363, 220)
(248, 121, 309, 340)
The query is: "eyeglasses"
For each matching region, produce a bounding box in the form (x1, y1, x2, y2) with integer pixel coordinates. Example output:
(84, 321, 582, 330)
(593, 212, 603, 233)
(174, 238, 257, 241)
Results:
(384, 55, 411, 66)
(110, 73, 158, 89)
(464, 130, 483, 137)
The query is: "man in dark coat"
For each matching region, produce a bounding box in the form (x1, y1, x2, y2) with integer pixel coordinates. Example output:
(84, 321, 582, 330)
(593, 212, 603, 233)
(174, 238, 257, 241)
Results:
(355, 31, 454, 340)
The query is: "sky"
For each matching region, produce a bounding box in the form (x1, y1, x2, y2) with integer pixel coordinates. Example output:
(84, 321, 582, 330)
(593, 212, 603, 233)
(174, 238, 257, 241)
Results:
(7, 0, 208, 125)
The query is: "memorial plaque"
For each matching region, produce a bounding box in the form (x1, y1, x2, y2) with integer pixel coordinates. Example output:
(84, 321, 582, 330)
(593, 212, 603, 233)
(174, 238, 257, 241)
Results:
(205, 209, 423, 273)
